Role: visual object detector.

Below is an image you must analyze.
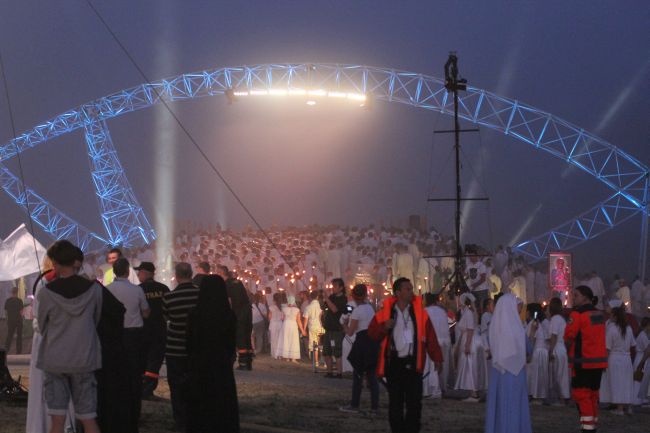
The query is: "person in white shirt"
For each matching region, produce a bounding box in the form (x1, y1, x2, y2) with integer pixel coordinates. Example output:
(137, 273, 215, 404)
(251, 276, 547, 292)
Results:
(106, 258, 150, 423)
(303, 291, 324, 365)
(251, 292, 269, 354)
(339, 284, 379, 414)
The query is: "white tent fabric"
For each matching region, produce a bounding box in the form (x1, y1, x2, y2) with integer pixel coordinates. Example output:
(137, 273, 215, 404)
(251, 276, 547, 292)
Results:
(0, 224, 46, 281)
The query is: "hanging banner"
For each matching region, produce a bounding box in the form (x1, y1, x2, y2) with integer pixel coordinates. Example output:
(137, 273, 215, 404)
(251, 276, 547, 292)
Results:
(548, 252, 572, 303)
(0, 224, 47, 281)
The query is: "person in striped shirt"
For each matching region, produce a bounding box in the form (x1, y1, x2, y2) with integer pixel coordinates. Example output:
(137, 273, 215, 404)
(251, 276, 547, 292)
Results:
(162, 262, 200, 431)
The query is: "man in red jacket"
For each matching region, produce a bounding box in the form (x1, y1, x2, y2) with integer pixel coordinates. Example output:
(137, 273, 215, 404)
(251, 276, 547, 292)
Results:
(564, 285, 607, 433)
(368, 278, 442, 433)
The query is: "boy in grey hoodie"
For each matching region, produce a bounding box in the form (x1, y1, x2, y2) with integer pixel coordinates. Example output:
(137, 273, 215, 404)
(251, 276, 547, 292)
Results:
(36, 240, 103, 433)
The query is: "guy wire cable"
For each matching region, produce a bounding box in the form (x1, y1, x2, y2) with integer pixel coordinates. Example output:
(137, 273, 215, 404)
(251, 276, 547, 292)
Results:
(0, 47, 43, 277)
(84, 0, 294, 269)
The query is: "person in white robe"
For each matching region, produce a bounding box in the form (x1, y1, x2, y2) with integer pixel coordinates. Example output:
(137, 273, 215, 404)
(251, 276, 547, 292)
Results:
(268, 293, 284, 359)
(274, 295, 305, 361)
(393, 245, 415, 283)
(547, 297, 570, 403)
(587, 271, 605, 310)
(633, 317, 650, 406)
(455, 292, 480, 401)
(599, 300, 636, 414)
(423, 293, 452, 397)
(508, 271, 526, 305)
(630, 277, 645, 317)
(616, 280, 632, 313)
(526, 306, 550, 401)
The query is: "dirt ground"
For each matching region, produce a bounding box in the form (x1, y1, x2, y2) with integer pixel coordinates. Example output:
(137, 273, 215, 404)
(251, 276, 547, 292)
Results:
(1, 354, 649, 433)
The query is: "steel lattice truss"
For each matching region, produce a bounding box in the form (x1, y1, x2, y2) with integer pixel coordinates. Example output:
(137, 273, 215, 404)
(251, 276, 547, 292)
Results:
(0, 64, 647, 256)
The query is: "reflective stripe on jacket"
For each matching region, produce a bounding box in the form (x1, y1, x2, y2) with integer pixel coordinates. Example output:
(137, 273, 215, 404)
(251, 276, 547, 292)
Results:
(564, 304, 607, 371)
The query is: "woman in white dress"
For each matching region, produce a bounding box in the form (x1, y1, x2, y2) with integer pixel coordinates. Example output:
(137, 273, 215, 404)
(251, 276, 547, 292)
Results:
(547, 297, 570, 403)
(268, 293, 284, 359)
(423, 293, 453, 398)
(275, 295, 305, 362)
(477, 298, 494, 391)
(455, 292, 480, 401)
(634, 317, 650, 405)
(526, 304, 549, 402)
(600, 300, 636, 415)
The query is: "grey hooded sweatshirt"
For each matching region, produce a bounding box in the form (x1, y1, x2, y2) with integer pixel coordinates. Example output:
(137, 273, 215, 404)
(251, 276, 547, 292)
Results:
(36, 275, 103, 373)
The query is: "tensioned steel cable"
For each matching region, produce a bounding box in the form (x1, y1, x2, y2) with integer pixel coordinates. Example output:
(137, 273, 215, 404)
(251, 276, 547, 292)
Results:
(0, 48, 43, 277)
(84, 0, 294, 268)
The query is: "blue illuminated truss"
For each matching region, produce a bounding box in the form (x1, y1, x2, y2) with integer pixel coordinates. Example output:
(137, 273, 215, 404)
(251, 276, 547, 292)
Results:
(0, 64, 647, 257)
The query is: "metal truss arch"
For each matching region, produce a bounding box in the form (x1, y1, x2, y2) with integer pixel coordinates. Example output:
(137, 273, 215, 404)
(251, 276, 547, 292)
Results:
(0, 63, 647, 257)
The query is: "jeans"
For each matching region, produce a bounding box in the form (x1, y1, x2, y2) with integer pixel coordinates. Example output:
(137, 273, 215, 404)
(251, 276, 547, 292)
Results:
(166, 356, 189, 428)
(351, 368, 379, 410)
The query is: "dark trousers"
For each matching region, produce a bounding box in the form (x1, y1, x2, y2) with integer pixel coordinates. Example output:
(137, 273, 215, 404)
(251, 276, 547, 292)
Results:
(166, 356, 189, 428)
(142, 329, 166, 397)
(5, 319, 22, 354)
(571, 368, 603, 432)
(351, 368, 379, 410)
(123, 327, 144, 425)
(386, 357, 423, 433)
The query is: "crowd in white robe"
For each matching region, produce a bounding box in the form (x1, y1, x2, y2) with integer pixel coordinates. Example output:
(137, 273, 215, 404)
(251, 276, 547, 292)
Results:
(29, 222, 649, 416)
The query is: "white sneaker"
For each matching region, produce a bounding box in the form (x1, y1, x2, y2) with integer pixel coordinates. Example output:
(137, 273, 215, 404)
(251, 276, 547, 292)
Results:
(462, 396, 480, 402)
(339, 405, 360, 413)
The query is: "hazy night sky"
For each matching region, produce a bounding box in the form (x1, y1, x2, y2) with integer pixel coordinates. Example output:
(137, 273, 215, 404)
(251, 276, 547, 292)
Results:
(0, 1, 648, 280)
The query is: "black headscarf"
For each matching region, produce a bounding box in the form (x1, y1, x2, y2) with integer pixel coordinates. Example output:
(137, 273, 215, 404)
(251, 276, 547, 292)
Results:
(197, 275, 233, 322)
(187, 275, 237, 367)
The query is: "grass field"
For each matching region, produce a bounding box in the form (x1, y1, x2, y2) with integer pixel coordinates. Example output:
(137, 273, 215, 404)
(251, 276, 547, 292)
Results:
(1, 355, 648, 433)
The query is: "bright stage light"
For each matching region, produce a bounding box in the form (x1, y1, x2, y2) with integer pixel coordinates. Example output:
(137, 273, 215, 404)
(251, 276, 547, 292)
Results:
(346, 93, 366, 101)
(229, 87, 367, 106)
(327, 91, 347, 98)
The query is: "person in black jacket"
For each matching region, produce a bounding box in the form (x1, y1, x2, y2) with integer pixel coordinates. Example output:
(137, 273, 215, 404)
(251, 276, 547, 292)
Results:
(135, 261, 170, 399)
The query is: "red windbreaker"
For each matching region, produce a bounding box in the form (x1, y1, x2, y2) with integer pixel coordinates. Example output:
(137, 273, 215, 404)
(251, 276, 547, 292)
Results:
(367, 295, 443, 377)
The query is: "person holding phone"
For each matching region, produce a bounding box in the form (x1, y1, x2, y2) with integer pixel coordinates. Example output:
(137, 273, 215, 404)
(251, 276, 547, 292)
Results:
(526, 303, 549, 403)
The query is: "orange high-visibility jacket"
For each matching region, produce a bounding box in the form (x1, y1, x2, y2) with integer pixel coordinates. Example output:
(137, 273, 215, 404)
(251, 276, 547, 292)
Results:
(564, 304, 607, 371)
(367, 295, 443, 378)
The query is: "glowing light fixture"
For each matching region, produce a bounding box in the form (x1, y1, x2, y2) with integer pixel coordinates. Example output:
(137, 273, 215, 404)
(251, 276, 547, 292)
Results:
(226, 87, 367, 106)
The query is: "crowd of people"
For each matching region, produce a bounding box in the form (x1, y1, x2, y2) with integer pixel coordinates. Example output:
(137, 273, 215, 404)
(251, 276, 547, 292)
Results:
(6, 221, 650, 433)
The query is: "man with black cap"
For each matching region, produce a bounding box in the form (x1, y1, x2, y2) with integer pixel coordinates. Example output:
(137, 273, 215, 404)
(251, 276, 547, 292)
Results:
(134, 261, 170, 399)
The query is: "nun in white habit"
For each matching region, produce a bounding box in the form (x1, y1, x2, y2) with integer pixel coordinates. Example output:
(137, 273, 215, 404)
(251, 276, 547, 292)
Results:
(485, 293, 532, 433)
